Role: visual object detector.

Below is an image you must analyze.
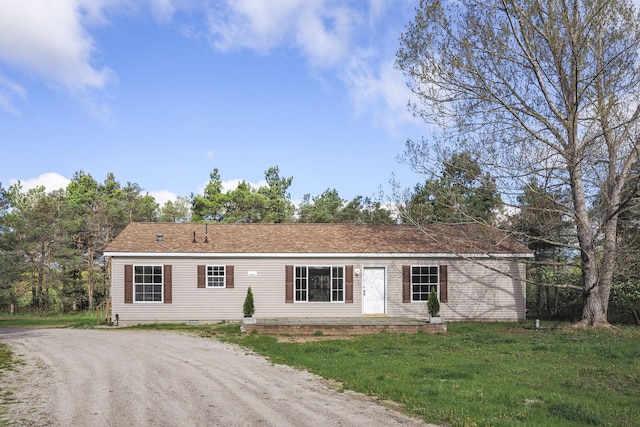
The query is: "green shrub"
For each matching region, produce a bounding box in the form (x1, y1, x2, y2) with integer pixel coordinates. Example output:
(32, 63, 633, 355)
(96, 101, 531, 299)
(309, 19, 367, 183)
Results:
(427, 290, 440, 316)
(243, 287, 255, 317)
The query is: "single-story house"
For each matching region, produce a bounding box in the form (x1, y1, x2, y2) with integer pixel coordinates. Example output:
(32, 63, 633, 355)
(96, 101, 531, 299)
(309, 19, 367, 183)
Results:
(103, 222, 532, 325)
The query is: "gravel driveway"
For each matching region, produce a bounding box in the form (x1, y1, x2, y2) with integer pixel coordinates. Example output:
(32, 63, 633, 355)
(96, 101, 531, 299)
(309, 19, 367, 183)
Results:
(0, 328, 433, 427)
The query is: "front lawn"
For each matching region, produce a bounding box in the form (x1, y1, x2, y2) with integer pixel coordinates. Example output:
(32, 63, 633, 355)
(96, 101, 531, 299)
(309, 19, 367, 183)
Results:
(220, 322, 640, 427)
(1, 315, 638, 426)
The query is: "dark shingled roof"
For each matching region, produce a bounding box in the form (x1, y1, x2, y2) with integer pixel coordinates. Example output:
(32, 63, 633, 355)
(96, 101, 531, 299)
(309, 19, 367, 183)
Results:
(104, 222, 532, 256)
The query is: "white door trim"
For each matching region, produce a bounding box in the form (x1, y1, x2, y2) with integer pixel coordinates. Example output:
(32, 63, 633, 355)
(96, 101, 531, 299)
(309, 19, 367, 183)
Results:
(362, 266, 386, 315)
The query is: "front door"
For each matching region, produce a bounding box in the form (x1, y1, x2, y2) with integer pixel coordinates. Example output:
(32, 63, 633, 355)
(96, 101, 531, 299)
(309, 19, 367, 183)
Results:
(362, 267, 385, 315)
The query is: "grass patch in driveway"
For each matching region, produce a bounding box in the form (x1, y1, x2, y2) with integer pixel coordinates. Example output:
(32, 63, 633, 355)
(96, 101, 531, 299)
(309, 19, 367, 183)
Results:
(221, 322, 640, 427)
(0, 342, 16, 426)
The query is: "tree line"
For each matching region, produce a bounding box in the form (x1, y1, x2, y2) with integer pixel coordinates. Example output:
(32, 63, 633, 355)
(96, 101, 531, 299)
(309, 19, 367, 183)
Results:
(0, 166, 395, 313)
(1, 152, 638, 323)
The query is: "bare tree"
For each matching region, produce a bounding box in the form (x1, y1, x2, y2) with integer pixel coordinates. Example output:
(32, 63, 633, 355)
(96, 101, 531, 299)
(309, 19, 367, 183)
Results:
(396, 0, 640, 327)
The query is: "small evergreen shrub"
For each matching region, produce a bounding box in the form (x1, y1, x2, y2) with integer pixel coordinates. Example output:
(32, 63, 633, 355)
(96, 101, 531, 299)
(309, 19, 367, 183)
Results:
(428, 291, 440, 317)
(243, 287, 255, 317)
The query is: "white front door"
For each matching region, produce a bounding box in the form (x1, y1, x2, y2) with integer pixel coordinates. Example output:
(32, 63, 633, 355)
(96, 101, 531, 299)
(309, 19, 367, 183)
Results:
(362, 267, 385, 315)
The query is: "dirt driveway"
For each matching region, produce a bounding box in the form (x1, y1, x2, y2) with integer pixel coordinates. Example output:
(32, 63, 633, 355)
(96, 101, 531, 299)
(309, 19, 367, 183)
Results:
(0, 328, 433, 427)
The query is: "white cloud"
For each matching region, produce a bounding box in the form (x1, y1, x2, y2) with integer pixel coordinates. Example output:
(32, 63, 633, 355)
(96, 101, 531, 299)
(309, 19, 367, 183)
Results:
(0, 73, 26, 115)
(149, 190, 178, 207)
(343, 56, 420, 131)
(204, 0, 357, 67)
(0, 0, 416, 128)
(148, 0, 176, 23)
(294, 4, 354, 67)
(0, 0, 117, 116)
(205, 0, 296, 53)
(10, 172, 70, 193)
(199, 1, 415, 131)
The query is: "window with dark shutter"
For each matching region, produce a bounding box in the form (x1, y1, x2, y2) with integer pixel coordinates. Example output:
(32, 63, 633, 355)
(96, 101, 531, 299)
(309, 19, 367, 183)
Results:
(226, 265, 234, 288)
(402, 265, 411, 303)
(285, 265, 293, 303)
(124, 264, 133, 304)
(345, 265, 354, 303)
(164, 265, 172, 303)
(439, 265, 448, 303)
(197, 265, 205, 288)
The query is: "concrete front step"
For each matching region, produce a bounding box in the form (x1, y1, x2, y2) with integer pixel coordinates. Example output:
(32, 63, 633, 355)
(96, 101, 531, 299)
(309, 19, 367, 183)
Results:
(241, 317, 447, 335)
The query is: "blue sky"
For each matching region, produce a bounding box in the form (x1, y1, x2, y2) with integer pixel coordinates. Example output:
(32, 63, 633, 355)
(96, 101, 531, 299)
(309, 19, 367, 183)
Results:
(0, 1, 429, 206)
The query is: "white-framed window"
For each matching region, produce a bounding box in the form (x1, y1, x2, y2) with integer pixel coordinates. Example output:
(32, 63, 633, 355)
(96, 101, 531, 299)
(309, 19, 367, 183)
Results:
(134, 265, 163, 302)
(295, 266, 344, 302)
(411, 266, 438, 302)
(207, 265, 225, 288)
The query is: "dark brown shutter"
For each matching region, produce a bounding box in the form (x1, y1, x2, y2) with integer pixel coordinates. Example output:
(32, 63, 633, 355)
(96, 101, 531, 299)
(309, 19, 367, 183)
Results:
(345, 265, 353, 303)
(402, 265, 411, 303)
(124, 264, 133, 304)
(285, 265, 293, 303)
(439, 265, 448, 303)
(197, 265, 205, 288)
(164, 265, 172, 304)
(226, 265, 234, 288)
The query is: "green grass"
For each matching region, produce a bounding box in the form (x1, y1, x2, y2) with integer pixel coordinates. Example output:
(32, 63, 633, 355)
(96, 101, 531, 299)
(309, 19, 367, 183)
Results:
(0, 341, 16, 426)
(0, 317, 638, 426)
(220, 322, 640, 427)
(0, 312, 97, 328)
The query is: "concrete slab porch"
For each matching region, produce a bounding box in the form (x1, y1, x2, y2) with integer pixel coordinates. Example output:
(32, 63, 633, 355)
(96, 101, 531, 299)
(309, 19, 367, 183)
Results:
(241, 317, 447, 336)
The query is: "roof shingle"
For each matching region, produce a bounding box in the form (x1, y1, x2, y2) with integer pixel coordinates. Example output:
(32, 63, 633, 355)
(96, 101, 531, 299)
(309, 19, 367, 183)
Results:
(104, 222, 532, 256)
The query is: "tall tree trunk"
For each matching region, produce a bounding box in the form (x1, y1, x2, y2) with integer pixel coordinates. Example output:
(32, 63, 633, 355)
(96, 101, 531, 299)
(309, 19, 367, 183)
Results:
(38, 241, 45, 310)
(578, 213, 618, 327)
(30, 259, 37, 309)
(87, 239, 93, 309)
(570, 152, 611, 327)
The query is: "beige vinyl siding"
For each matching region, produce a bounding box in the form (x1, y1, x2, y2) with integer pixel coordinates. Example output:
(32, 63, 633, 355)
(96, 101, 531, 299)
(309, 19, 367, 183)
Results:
(111, 257, 364, 324)
(110, 255, 526, 324)
(386, 259, 526, 321)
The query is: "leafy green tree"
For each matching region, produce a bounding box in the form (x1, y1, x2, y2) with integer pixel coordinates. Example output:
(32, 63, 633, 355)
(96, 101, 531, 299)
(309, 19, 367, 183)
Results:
(297, 189, 344, 223)
(609, 281, 640, 324)
(404, 151, 501, 224)
(396, 0, 640, 327)
(511, 179, 576, 318)
(338, 196, 365, 223)
(224, 181, 266, 223)
(5, 184, 66, 310)
(159, 196, 191, 223)
(64, 171, 100, 309)
(337, 196, 394, 224)
(191, 168, 228, 222)
(359, 197, 395, 224)
(192, 166, 294, 224)
(63, 171, 159, 309)
(0, 183, 22, 311)
(606, 162, 640, 322)
(298, 189, 394, 224)
(258, 166, 294, 223)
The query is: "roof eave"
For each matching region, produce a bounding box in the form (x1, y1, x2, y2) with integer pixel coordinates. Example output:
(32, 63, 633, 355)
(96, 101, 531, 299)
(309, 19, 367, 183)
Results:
(104, 251, 534, 259)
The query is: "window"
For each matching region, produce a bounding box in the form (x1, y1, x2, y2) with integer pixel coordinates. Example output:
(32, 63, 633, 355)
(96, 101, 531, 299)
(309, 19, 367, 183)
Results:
(134, 265, 163, 302)
(295, 266, 344, 302)
(207, 265, 225, 288)
(411, 266, 438, 301)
